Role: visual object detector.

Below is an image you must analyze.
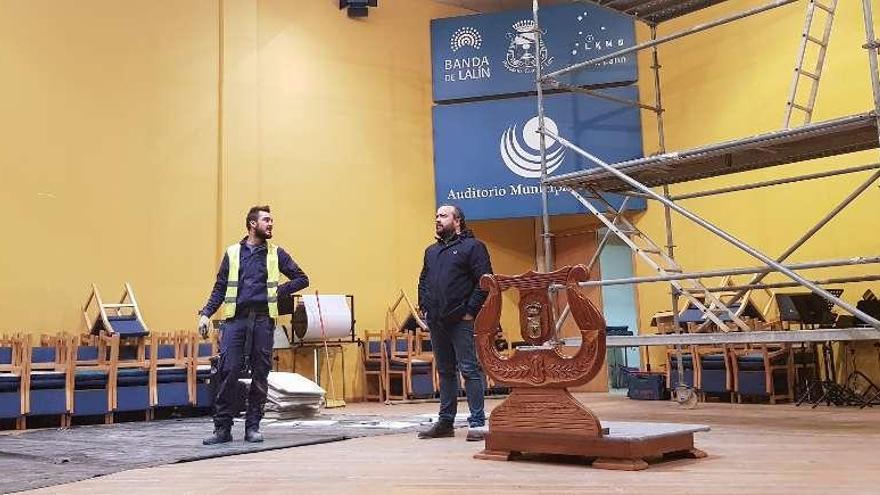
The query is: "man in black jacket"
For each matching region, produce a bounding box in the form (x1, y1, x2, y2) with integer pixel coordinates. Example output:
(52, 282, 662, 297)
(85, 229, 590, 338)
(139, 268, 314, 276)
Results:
(417, 204, 493, 441)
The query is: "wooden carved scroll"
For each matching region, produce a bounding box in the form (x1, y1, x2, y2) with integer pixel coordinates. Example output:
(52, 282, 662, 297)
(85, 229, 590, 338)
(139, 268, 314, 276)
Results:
(474, 265, 607, 389)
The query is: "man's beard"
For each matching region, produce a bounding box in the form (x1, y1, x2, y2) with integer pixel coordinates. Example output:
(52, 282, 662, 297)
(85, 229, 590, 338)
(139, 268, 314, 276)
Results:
(256, 228, 273, 240)
(436, 224, 455, 239)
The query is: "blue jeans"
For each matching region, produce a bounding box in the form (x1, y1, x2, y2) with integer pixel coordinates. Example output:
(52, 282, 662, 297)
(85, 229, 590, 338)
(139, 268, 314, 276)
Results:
(430, 319, 485, 427)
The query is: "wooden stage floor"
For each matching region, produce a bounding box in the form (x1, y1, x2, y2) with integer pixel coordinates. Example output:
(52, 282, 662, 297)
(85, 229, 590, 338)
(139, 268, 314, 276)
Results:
(18, 393, 880, 494)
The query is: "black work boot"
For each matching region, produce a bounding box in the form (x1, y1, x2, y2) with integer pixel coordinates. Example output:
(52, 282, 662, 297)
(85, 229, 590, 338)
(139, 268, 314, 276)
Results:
(203, 428, 232, 445)
(244, 427, 264, 443)
(418, 421, 455, 439)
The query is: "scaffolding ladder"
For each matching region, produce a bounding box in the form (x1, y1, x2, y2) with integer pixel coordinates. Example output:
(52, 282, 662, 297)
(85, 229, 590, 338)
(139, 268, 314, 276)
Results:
(783, 0, 839, 128)
(570, 188, 751, 332)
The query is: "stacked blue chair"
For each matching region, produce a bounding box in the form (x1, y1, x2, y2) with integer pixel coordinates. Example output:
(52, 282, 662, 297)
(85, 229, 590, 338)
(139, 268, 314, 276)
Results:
(152, 332, 191, 409)
(696, 346, 733, 402)
(384, 291, 436, 401)
(731, 345, 794, 404)
(388, 333, 435, 400)
(361, 331, 386, 401)
(25, 334, 69, 428)
(191, 335, 217, 409)
(112, 333, 152, 419)
(67, 335, 115, 423)
(0, 335, 26, 429)
(83, 283, 153, 419)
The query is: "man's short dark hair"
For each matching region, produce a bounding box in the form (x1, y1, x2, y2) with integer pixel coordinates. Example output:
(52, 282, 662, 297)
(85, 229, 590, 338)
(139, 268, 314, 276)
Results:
(440, 203, 467, 232)
(246, 205, 271, 230)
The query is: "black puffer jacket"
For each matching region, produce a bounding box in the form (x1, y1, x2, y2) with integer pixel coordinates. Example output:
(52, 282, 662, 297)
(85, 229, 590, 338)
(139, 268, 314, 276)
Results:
(418, 230, 493, 326)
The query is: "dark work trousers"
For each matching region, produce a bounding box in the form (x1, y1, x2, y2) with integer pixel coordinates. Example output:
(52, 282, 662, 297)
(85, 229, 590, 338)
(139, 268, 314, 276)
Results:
(213, 308, 274, 431)
(430, 318, 486, 427)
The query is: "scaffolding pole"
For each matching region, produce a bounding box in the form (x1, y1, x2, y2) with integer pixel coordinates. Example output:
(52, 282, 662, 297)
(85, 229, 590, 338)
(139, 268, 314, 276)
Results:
(670, 162, 880, 201)
(534, 0, 552, 275)
(569, 256, 880, 288)
(693, 165, 880, 331)
(528, 0, 880, 381)
(542, 128, 880, 329)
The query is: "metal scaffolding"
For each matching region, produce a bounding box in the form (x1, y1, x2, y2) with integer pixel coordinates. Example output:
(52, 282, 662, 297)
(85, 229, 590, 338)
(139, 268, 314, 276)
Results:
(529, 0, 880, 402)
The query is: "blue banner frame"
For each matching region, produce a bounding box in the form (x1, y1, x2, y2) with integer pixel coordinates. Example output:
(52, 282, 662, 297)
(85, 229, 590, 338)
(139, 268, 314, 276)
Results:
(432, 88, 645, 221)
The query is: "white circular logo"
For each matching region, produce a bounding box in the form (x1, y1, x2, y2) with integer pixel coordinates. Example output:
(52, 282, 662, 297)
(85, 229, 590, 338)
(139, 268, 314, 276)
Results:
(499, 116, 565, 179)
(450, 27, 482, 52)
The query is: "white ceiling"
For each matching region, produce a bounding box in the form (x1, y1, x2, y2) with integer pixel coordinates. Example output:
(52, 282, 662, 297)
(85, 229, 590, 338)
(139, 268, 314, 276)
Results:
(432, 0, 569, 14)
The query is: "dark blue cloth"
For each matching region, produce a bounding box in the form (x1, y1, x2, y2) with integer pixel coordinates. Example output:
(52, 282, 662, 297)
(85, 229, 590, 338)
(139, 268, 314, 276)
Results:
(418, 230, 492, 324)
(200, 238, 309, 317)
(212, 311, 274, 430)
(431, 319, 485, 427)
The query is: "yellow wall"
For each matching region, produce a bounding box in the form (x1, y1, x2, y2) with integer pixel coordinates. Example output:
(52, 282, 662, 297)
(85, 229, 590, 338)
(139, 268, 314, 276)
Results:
(632, 1, 880, 377)
(0, 0, 470, 400)
(0, 0, 220, 333)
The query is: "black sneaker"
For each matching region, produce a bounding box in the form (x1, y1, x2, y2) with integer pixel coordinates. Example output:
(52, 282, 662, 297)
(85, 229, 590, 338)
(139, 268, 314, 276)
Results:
(203, 429, 233, 445)
(417, 421, 455, 439)
(244, 428, 264, 443)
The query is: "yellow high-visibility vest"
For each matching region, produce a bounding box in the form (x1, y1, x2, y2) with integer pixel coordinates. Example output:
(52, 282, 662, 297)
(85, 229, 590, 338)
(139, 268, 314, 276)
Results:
(223, 242, 280, 318)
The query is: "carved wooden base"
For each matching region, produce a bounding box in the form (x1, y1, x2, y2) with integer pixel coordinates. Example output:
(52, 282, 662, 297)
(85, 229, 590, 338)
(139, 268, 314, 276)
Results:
(473, 388, 707, 471)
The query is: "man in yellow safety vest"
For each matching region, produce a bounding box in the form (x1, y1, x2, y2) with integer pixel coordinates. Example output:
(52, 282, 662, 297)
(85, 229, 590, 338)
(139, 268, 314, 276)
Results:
(198, 205, 309, 445)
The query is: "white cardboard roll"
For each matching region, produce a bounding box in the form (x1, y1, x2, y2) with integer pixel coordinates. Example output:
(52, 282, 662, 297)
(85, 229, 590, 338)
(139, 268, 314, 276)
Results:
(293, 294, 352, 341)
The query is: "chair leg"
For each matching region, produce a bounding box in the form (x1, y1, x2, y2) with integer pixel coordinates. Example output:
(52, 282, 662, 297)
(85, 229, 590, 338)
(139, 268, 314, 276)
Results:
(15, 416, 25, 430)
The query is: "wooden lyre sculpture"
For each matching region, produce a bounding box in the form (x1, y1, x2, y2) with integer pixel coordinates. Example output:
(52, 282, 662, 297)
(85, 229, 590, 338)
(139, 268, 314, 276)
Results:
(474, 264, 707, 470)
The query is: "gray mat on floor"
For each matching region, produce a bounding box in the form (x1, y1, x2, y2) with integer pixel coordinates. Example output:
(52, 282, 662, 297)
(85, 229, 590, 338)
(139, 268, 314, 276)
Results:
(0, 414, 435, 494)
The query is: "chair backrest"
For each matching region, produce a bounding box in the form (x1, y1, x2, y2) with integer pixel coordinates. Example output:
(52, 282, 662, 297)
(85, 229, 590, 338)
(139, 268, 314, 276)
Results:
(152, 331, 191, 368)
(0, 334, 23, 374)
(362, 331, 385, 362)
(28, 334, 66, 372)
(69, 338, 110, 369)
(389, 333, 414, 362)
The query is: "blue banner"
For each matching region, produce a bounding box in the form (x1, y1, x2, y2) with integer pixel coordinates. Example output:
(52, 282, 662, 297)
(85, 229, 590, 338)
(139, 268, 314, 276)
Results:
(431, 3, 637, 102)
(432, 88, 645, 221)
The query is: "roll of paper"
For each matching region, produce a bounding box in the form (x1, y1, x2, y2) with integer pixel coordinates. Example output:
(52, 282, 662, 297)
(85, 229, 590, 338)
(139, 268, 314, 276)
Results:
(292, 295, 352, 341)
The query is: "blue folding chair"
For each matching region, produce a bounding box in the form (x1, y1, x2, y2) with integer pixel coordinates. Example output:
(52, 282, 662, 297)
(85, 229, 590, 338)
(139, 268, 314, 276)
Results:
(191, 334, 218, 409)
(361, 331, 386, 402)
(388, 333, 436, 400)
(24, 334, 69, 428)
(151, 332, 191, 409)
(114, 331, 151, 418)
(731, 344, 794, 404)
(0, 335, 26, 429)
(696, 345, 733, 402)
(83, 283, 151, 339)
(67, 335, 115, 423)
